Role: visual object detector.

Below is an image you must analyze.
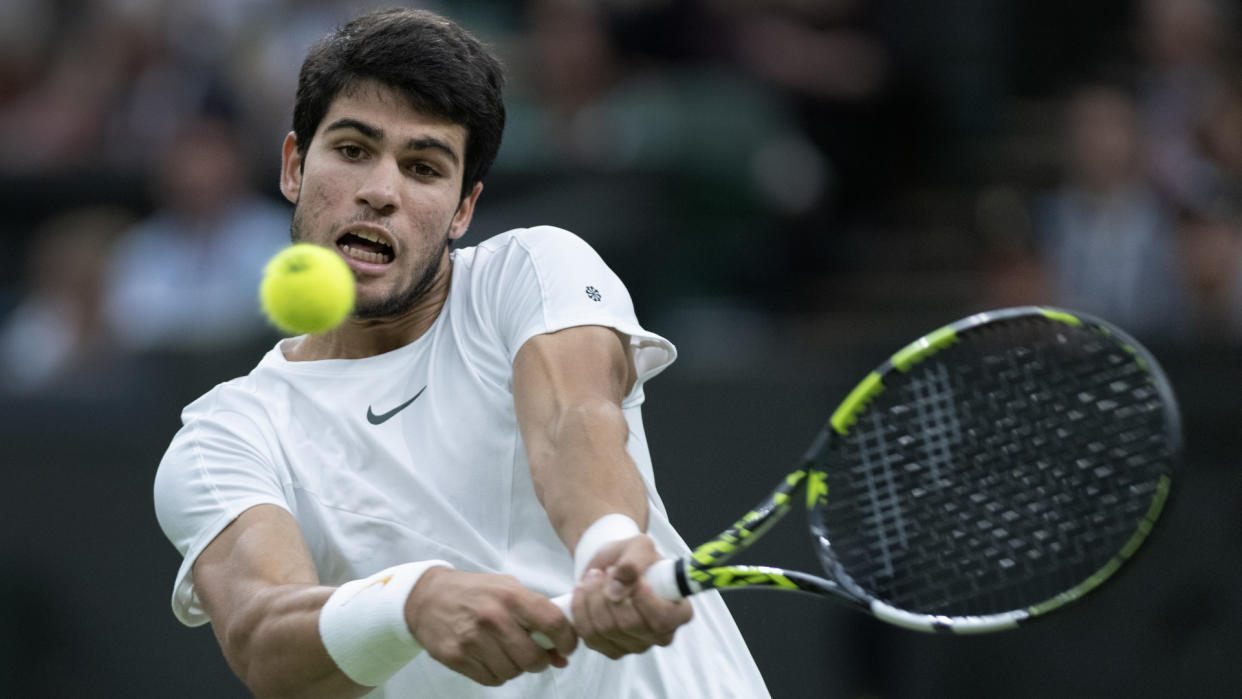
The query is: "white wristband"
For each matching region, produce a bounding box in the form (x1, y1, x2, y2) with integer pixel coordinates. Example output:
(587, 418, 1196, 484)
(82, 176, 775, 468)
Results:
(318, 560, 451, 687)
(573, 513, 641, 582)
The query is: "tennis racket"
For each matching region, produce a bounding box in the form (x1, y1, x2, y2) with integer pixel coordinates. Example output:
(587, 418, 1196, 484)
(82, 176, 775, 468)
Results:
(537, 306, 1179, 641)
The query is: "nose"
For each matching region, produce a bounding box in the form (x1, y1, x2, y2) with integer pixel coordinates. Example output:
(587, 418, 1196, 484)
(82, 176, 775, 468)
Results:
(355, 156, 400, 213)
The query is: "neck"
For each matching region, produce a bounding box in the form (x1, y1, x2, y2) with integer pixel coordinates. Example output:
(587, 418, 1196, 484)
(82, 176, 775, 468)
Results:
(283, 257, 453, 361)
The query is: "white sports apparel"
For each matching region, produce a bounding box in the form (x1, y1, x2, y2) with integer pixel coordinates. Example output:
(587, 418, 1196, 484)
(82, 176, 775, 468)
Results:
(154, 226, 770, 698)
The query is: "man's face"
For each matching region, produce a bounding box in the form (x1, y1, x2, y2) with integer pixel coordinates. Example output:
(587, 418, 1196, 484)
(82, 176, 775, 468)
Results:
(280, 79, 481, 318)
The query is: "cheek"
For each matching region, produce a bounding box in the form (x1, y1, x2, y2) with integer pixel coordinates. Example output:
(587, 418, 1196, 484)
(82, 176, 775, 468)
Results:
(297, 152, 347, 201)
(408, 192, 460, 232)
(301, 171, 347, 215)
(291, 180, 339, 239)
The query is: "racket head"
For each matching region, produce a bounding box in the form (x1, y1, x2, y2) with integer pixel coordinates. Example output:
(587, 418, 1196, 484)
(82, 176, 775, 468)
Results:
(807, 307, 1180, 632)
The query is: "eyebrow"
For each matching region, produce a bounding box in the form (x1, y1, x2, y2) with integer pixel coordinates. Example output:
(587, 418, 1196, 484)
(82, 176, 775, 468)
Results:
(405, 137, 460, 167)
(323, 118, 460, 166)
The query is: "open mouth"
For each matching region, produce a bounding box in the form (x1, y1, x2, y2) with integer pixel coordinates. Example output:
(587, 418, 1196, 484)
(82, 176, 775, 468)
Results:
(337, 229, 394, 265)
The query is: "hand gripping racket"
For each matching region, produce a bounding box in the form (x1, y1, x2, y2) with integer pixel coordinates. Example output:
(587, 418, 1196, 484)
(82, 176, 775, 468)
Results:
(536, 306, 1179, 642)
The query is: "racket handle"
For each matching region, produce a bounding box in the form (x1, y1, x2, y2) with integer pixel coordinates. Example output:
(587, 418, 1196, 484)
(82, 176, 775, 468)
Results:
(530, 558, 682, 649)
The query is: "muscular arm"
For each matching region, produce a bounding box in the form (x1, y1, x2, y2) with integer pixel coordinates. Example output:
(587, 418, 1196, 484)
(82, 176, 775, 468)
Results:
(513, 325, 692, 657)
(194, 505, 366, 699)
(194, 505, 576, 697)
(513, 325, 646, 547)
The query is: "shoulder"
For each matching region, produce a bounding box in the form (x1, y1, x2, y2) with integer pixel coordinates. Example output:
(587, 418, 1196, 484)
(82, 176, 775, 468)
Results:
(175, 347, 289, 435)
(455, 226, 610, 292)
(167, 379, 274, 468)
(155, 356, 288, 522)
(469, 226, 613, 282)
(456, 226, 624, 302)
(468, 225, 597, 260)
(180, 375, 263, 422)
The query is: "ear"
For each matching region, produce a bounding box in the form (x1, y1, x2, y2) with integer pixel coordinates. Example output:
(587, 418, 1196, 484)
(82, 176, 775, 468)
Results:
(280, 132, 303, 204)
(448, 181, 484, 241)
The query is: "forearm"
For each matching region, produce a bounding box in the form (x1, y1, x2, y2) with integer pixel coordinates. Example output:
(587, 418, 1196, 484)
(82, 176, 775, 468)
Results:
(195, 508, 448, 695)
(527, 397, 649, 550)
(216, 584, 368, 699)
(512, 327, 691, 657)
(535, 404, 694, 658)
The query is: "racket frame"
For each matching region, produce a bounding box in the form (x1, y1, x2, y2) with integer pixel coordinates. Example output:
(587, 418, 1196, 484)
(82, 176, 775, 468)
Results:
(669, 306, 1178, 634)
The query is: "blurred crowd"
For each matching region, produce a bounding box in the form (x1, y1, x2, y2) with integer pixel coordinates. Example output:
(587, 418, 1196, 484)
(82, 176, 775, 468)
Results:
(983, 0, 1242, 346)
(0, 0, 1240, 395)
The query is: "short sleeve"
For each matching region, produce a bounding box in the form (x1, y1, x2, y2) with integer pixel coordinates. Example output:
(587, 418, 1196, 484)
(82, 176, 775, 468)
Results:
(153, 390, 289, 627)
(480, 226, 676, 386)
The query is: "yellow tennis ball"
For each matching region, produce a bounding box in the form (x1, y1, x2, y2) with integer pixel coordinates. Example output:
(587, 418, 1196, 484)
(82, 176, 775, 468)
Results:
(260, 243, 355, 335)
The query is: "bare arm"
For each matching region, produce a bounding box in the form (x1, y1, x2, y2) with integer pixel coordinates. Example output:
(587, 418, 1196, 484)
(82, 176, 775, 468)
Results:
(194, 504, 366, 699)
(513, 325, 646, 546)
(513, 325, 692, 657)
(194, 505, 576, 697)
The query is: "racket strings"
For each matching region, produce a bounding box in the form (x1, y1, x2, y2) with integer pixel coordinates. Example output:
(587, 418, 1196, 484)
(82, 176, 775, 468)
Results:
(814, 319, 1173, 617)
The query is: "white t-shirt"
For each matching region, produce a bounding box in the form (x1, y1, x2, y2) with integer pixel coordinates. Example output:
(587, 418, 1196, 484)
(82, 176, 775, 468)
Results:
(154, 226, 769, 698)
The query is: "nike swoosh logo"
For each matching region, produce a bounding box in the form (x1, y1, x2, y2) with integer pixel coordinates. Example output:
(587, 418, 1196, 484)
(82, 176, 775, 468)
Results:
(342, 574, 393, 606)
(366, 386, 426, 425)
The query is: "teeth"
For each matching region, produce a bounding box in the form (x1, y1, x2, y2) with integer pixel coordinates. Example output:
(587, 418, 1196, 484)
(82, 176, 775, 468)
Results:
(351, 230, 389, 246)
(341, 243, 392, 264)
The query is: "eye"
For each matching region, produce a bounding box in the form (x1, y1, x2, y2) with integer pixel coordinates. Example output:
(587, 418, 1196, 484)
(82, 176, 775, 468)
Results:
(336, 144, 365, 160)
(410, 163, 441, 178)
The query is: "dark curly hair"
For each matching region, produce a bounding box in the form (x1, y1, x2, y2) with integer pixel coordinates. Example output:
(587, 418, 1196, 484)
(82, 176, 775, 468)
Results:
(292, 8, 506, 199)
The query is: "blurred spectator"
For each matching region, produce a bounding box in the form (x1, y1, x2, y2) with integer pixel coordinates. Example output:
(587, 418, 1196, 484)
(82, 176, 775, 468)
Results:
(975, 184, 1052, 309)
(225, 0, 392, 169)
(1179, 206, 1242, 342)
(708, 0, 928, 312)
(1032, 83, 1189, 342)
(1195, 75, 1242, 181)
(720, 0, 888, 218)
(500, 0, 814, 196)
(725, 0, 889, 104)
(0, 11, 136, 174)
(1179, 77, 1242, 342)
(0, 0, 55, 106)
(0, 1, 230, 176)
(101, 113, 289, 353)
(0, 208, 134, 394)
(493, 0, 826, 312)
(1135, 0, 1237, 205)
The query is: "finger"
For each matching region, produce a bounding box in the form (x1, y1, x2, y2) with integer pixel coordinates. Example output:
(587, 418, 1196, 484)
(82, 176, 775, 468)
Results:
(547, 649, 570, 669)
(470, 633, 526, 684)
(600, 540, 657, 601)
(505, 633, 553, 675)
(603, 567, 657, 638)
(581, 533, 652, 581)
(604, 563, 639, 602)
(442, 651, 505, 688)
(608, 537, 670, 603)
(582, 570, 651, 655)
(428, 634, 507, 686)
(473, 595, 558, 676)
(631, 580, 693, 645)
(579, 535, 631, 576)
(497, 615, 554, 674)
(519, 595, 578, 658)
(573, 569, 627, 659)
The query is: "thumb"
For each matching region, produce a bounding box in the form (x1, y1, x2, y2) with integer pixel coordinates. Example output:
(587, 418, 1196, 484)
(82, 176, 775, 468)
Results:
(602, 544, 649, 601)
(604, 565, 636, 602)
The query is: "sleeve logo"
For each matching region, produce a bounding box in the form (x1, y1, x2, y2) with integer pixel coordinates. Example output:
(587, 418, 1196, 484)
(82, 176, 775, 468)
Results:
(585, 285, 602, 302)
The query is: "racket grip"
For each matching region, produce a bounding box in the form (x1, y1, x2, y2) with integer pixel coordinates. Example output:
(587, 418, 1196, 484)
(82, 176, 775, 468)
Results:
(530, 558, 683, 649)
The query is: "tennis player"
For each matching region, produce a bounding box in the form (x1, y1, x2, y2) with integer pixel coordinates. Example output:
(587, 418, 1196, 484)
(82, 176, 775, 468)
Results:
(154, 8, 768, 698)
